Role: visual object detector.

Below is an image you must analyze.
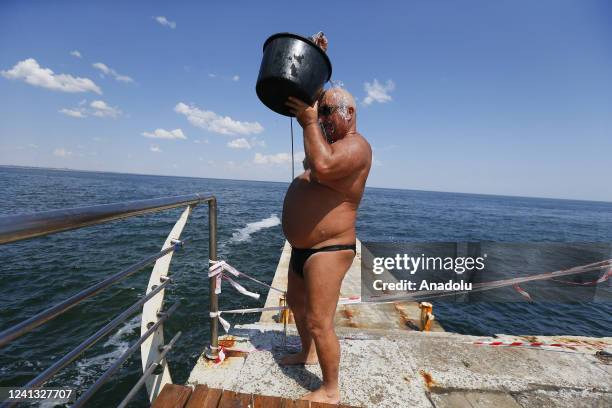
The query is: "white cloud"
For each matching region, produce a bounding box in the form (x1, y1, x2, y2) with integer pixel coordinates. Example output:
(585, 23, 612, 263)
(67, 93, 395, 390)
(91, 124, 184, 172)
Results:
(253, 152, 292, 165)
(92, 62, 133, 83)
(229, 137, 265, 149)
(154, 16, 176, 29)
(90, 100, 122, 118)
(362, 79, 395, 106)
(142, 128, 186, 140)
(1, 58, 101, 94)
(70, 50, 82, 58)
(227, 138, 251, 149)
(150, 146, 162, 153)
(208, 73, 240, 81)
(251, 138, 266, 148)
(59, 100, 121, 119)
(92, 62, 110, 75)
(53, 148, 72, 157)
(174, 102, 264, 136)
(59, 108, 86, 118)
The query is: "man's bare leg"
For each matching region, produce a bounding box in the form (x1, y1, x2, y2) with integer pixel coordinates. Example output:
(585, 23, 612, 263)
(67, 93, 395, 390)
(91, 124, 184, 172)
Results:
(279, 264, 317, 365)
(301, 249, 354, 404)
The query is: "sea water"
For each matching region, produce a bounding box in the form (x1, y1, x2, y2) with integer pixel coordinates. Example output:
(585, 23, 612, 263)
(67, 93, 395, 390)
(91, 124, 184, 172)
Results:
(1, 166, 611, 407)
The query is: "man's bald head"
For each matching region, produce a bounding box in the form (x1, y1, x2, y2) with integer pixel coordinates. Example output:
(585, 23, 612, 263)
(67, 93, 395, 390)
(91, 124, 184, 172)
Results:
(320, 88, 356, 122)
(317, 87, 357, 142)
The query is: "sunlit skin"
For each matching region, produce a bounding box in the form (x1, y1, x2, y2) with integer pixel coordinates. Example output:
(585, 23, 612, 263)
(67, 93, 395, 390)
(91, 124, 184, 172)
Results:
(281, 88, 372, 404)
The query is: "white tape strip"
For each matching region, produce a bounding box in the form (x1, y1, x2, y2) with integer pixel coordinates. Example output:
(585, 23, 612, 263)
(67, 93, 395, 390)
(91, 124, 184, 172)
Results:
(209, 311, 231, 333)
(208, 260, 226, 277)
(225, 276, 260, 299)
(215, 274, 222, 295)
(221, 262, 241, 277)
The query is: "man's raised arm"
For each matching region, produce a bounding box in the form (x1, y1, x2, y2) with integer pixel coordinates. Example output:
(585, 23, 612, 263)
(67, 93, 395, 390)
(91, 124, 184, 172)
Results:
(285, 95, 367, 183)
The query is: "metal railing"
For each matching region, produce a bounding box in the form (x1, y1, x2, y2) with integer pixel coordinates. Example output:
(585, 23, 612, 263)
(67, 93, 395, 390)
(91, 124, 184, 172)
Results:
(0, 193, 220, 406)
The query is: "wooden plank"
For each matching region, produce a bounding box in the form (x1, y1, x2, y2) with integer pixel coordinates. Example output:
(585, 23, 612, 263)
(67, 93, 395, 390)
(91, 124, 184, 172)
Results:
(185, 384, 209, 408)
(236, 393, 253, 406)
(253, 394, 283, 408)
(310, 402, 339, 408)
(201, 387, 223, 408)
(218, 390, 253, 407)
(218, 390, 233, 408)
(151, 384, 192, 408)
(191, 388, 361, 408)
(284, 399, 311, 408)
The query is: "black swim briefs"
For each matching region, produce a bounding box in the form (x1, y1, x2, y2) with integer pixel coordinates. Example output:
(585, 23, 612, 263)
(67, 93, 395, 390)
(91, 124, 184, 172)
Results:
(290, 244, 357, 277)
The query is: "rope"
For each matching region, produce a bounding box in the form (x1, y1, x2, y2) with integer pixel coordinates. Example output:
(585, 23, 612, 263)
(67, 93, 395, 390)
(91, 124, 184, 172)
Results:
(215, 259, 612, 317)
(369, 259, 612, 303)
(290, 117, 295, 180)
(207, 258, 612, 333)
(222, 296, 361, 315)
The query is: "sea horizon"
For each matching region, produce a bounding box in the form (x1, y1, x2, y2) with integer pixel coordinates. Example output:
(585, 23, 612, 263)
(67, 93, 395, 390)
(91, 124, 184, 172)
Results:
(2, 163, 610, 206)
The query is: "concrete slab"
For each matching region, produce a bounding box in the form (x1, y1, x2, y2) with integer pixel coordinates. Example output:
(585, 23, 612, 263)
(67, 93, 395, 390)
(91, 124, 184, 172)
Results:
(187, 241, 612, 407)
(188, 324, 433, 408)
(400, 331, 611, 393)
(431, 391, 523, 408)
(187, 324, 612, 408)
(513, 389, 612, 408)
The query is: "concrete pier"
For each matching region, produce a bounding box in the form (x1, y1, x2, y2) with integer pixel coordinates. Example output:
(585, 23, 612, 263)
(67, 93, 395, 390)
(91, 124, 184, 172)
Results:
(187, 240, 612, 407)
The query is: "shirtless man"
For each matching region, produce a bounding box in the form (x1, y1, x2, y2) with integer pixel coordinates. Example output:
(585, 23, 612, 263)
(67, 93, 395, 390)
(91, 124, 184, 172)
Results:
(282, 88, 372, 404)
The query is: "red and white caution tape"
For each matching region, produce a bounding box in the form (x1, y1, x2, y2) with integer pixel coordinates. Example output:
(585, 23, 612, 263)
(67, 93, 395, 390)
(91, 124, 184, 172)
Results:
(370, 259, 612, 303)
(340, 295, 362, 304)
(208, 260, 261, 299)
(472, 340, 603, 349)
(213, 346, 226, 365)
(552, 267, 612, 286)
(513, 284, 533, 301)
(206, 257, 612, 334)
(209, 260, 286, 294)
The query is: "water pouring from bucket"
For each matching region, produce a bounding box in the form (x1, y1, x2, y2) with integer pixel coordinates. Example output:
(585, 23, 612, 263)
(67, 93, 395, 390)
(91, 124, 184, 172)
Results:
(256, 32, 332, 117)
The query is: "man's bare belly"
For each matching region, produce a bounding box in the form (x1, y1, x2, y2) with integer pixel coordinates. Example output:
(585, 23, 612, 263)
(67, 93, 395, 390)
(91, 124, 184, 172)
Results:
(282, 173, 357, 248)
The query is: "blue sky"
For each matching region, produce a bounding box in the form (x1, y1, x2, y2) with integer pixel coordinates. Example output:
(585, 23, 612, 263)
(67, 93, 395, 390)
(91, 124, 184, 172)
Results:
(0, 1, 611, 201)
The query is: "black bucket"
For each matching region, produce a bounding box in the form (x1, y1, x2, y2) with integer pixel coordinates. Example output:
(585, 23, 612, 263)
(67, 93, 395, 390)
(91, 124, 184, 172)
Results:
(256, 32, 332, 117)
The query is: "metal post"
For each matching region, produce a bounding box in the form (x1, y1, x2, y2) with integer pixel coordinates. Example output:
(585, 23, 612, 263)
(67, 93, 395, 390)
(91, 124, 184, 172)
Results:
(206, 197, 219, 359)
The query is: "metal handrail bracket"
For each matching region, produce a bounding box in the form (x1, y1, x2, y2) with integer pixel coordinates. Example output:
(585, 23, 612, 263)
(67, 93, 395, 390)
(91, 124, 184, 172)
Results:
(0, 193, 213, 244)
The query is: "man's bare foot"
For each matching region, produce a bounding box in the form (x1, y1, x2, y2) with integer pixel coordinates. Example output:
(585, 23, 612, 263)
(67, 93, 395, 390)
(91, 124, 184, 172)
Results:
(301, 385, 340, 404)
(279, 350, 318, 366)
